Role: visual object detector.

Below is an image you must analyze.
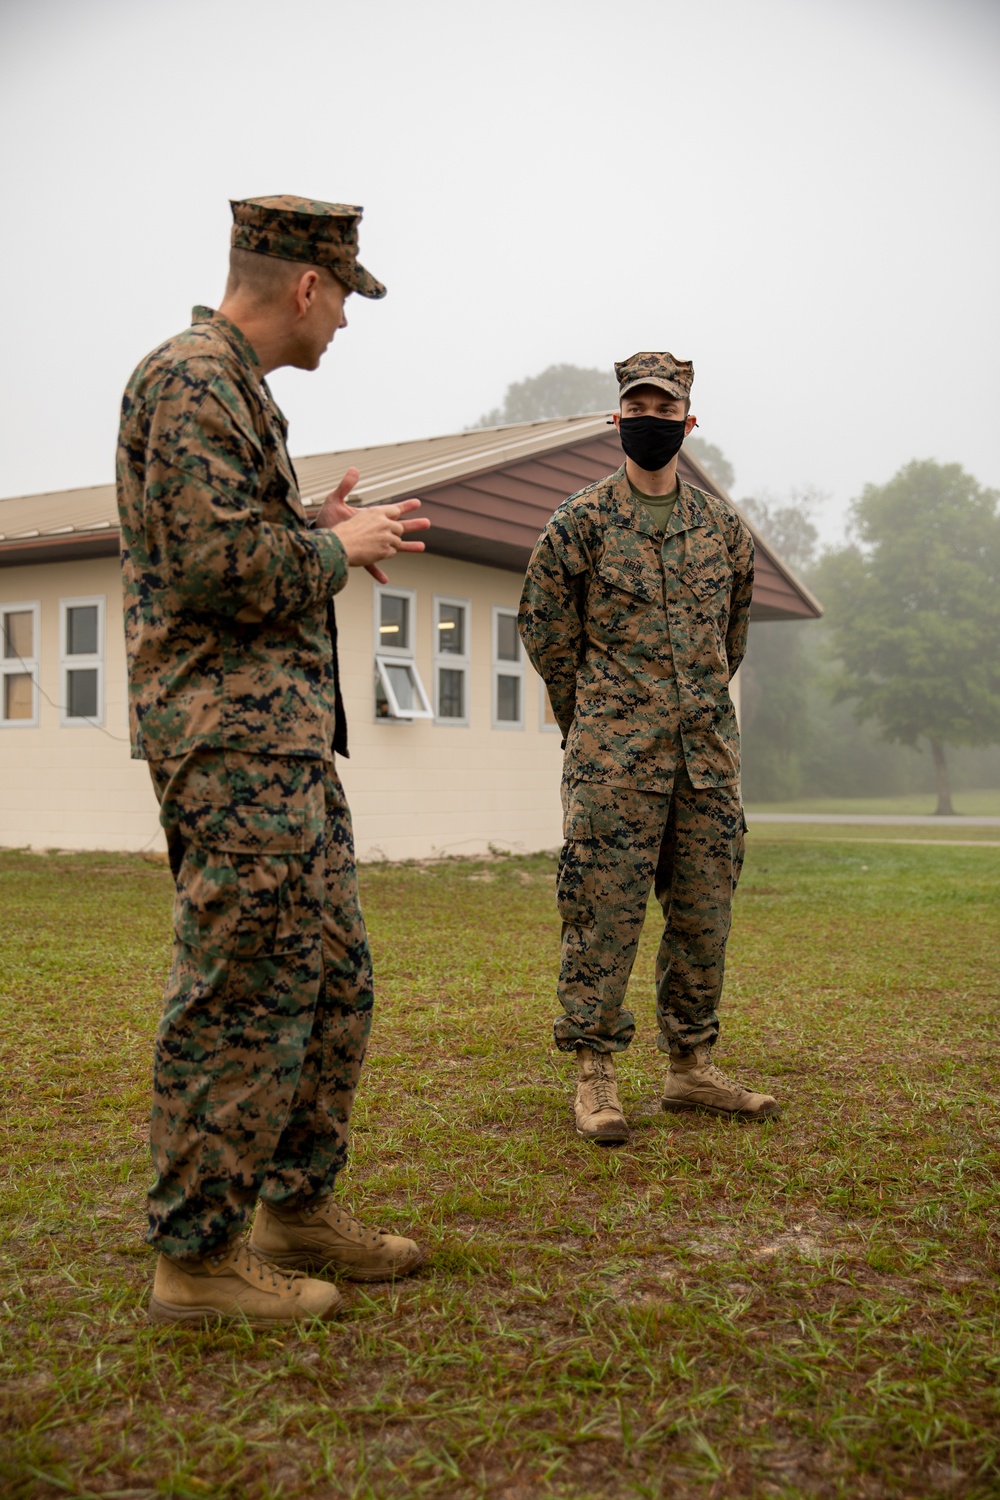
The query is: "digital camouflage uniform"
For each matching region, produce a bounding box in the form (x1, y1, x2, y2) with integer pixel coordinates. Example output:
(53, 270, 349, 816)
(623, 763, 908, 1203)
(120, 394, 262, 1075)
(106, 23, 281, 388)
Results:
(519, 438, 754, 1058)
(117, 199, 384, 1259)
(146, 750, 371, 1257)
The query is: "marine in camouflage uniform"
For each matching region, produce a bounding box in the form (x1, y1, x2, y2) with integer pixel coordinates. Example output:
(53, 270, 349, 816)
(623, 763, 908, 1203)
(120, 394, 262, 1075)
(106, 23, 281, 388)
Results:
(116, 197, 427, 1325)
(519, 351, 779, 1144)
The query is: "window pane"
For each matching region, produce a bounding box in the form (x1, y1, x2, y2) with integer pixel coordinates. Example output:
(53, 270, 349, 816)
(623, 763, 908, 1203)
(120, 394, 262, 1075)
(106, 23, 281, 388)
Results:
(67, 604, 98, 656)
(375, 676, 391, 718)
(379, 594, 409, 651)
(386, 662, 417, 712)
(497, 673, 520, 722)
(438, 667, 464, 719)
(3, 610, 33, 660)
(496, 612, 519, 662)
(4, 672, 33, 720)
(437, 603, 465, 656)
(67, 667, 98, 719)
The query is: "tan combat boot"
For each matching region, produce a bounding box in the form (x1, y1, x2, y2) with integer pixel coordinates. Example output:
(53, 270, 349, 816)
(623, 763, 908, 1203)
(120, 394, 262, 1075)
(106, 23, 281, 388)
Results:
(250, 1198, 424, 1281)
(661, 1044, 780, 1120)
(574, 1046, 630, 1144)
(149, 1241, 342, 1326)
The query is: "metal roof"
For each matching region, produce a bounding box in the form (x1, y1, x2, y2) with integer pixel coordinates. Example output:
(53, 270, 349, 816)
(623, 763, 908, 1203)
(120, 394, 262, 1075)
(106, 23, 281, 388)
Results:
(0, 414, 613, 544)
(0, 413, 822, 620)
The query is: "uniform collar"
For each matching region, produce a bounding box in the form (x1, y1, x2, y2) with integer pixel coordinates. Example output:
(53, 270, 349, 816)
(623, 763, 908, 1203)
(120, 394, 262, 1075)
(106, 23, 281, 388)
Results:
(666, 478, 711, 537)
(191, 306, 263, 377)
(608, 463, 707, 538)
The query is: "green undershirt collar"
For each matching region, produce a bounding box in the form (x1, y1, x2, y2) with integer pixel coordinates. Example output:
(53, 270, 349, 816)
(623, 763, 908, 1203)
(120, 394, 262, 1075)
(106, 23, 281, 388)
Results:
(629, 479, 679, 531)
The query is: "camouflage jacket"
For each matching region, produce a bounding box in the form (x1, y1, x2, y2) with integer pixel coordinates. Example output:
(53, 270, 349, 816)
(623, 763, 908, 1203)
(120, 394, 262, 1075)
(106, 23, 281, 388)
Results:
(518, 465, 754, 791)
(116, 307, 348, 763)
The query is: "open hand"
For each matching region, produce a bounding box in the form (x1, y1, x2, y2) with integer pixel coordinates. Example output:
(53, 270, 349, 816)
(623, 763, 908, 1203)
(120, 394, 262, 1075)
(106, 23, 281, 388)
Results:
(315, 467, 430, 584)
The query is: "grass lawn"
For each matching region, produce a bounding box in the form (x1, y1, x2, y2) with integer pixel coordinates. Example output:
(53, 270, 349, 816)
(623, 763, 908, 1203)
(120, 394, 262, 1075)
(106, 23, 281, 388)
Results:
(744, 790, 1000, 818)
(1, 839, 998, 1499)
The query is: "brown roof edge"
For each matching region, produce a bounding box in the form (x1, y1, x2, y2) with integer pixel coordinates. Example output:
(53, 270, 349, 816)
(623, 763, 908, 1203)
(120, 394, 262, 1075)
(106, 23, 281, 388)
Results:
(0, 418, 822, 621)
(679, 450, 824, 620)
(0, 533, 120, 568)
(348, 426, 825, 620)
(297, 414, 613, 508)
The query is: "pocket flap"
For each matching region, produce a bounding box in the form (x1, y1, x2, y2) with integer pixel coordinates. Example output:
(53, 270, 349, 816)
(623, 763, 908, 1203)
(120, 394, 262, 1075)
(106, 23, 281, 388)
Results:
(564, 802, 593, 841)
(679, 563, 730, 602)
(597, 556, 659, 602)
(182, 803, 308, 854)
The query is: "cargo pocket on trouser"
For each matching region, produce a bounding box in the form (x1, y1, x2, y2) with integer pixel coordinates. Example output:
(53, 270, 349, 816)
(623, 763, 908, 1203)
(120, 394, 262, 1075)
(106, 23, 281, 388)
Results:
(555, 794, 598, 1050)
(168, 799, 325, 1090)
(149, 784, 326, 1257)
(556, 796, 595, 932)
(265, 763, 376, 1204)
(554, 786, 642, 1053)
(169, 758, 320, 961)
(173, 843, 310, 960)
(734, 806, 747, 893)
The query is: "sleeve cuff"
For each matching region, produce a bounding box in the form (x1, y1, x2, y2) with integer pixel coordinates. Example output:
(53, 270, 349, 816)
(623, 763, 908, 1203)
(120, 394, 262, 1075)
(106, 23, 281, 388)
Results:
(310, 527, 349, 597)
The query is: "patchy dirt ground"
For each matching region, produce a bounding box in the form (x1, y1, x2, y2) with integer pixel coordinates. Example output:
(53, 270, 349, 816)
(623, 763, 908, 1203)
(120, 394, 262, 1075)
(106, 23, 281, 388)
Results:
(1, 840, 998, 1498)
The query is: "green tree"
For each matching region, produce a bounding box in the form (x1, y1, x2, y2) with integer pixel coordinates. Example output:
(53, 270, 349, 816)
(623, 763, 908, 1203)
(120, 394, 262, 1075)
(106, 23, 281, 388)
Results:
(737, 491, 821, 801)
(473, 364, 618, 426)
(741, 489, 822, 572)
(816, 460, 1000, 814)
(686, 436, 735, 493)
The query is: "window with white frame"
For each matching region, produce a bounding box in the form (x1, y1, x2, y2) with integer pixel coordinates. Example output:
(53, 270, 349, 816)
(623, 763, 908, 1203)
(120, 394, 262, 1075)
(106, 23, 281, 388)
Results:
(60, 596, 105, 727)
(1, 602, 40, 727)
(373, 585, 432, 721)
(539, 676, 561, 733)
(433, 595, 470, 725)
(492, 606, 524, 730)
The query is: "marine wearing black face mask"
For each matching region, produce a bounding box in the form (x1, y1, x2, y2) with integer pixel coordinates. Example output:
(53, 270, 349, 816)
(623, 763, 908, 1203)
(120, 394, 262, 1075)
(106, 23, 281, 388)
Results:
(519, 344, 779, 1152)
(617, 415, 687, 472)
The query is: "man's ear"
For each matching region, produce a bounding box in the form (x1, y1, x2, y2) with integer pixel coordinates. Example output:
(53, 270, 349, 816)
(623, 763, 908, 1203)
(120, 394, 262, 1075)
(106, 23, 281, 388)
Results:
(684, 412, 697, 436)
(294, 268, 321, 318)
(612, 411, 621, 431)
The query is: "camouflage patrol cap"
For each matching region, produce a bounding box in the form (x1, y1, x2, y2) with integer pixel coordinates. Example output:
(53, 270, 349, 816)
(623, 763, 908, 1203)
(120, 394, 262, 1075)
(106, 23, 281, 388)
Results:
(615, 351, 694, 401)
(229, 195, 386, 299)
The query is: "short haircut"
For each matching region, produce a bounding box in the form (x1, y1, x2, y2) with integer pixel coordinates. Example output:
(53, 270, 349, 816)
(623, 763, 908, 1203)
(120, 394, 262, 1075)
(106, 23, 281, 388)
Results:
(224, 247, 314, 303)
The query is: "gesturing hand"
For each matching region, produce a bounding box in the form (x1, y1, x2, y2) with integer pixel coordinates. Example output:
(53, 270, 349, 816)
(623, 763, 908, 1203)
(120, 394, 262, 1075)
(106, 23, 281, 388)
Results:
(314, 467, 430, 584)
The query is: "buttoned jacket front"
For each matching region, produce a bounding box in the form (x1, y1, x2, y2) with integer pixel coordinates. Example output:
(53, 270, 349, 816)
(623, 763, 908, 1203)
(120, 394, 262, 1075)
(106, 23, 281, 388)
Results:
(518, 465, 754, 792)
(116, 307, 349, 764)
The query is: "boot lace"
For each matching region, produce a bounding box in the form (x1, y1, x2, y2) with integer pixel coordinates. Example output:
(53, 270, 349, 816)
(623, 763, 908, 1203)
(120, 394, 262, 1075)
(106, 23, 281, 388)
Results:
(238, 1244, 306, 1291)
(318, 1200, 383, 1247)
(589, 1058, 619, 1114)
(701, 1059, 747, 1098)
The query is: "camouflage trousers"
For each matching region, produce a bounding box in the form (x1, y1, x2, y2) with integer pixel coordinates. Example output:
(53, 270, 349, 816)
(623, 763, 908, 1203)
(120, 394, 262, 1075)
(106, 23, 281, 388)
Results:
(554, 766, 745, 1056)
(146, 749, 373, 1260)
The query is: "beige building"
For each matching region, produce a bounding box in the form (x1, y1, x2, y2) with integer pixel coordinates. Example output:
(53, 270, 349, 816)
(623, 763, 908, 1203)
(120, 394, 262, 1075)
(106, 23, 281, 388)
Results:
(0, 416, 820, 859)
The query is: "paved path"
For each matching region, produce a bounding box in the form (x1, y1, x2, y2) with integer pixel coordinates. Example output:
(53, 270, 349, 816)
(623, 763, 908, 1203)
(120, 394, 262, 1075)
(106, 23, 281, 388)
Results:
(772, 836, 1000, 848)
(746, 812, 1000, 827)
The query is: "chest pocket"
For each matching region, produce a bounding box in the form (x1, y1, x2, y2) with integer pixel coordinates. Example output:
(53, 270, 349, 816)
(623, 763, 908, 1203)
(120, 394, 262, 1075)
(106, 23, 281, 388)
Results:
(590, 553, 661, 649)
(679, 562, 731, 605)
(599, 557, 660, 600)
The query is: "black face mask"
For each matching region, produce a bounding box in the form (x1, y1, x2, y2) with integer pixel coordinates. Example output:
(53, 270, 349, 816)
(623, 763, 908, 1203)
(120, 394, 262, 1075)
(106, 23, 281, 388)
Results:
(618, 415, 687, 473)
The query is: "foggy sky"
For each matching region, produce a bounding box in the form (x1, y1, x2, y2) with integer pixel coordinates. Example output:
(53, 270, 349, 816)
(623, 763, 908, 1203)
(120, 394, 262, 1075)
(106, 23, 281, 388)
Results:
(1, 0, 998, 542)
